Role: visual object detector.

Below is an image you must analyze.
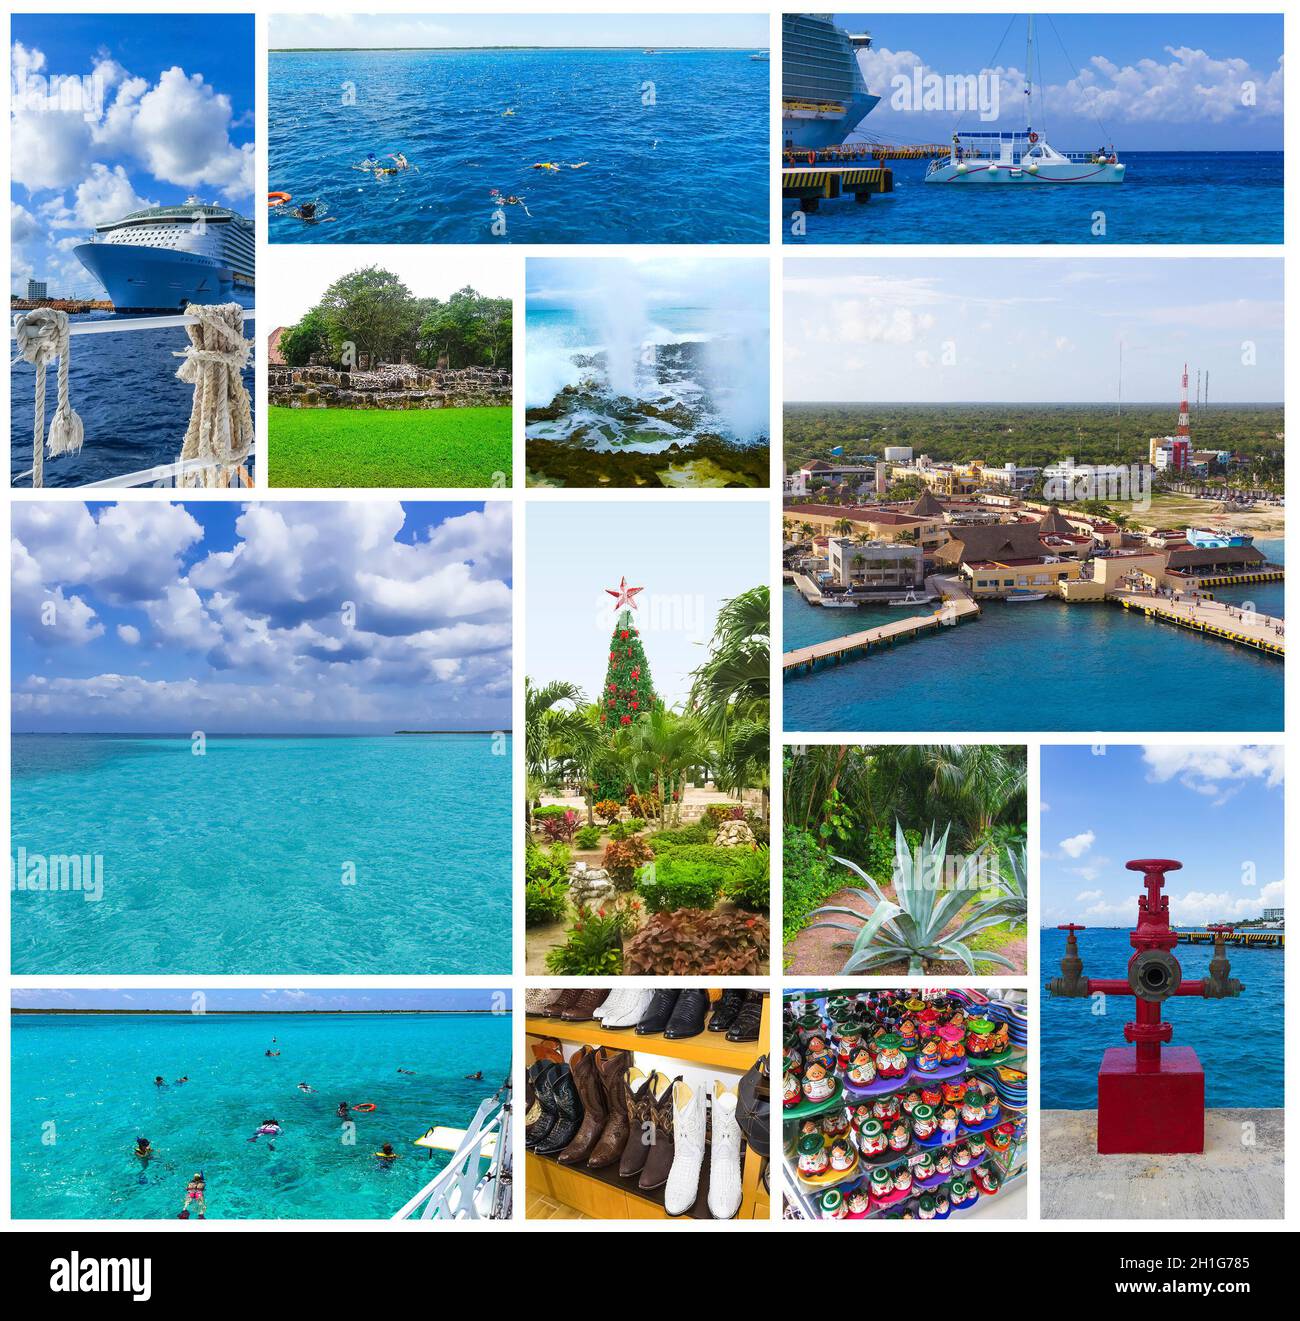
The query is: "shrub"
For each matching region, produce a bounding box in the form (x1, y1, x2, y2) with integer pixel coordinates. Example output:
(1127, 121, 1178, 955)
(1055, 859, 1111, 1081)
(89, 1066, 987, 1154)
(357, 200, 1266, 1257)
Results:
(642, 842, 748, 877)
(782, 828, 838, 947)
(573, 824, 602, 850)
(626, 790, 660, 819)
(608, 817, 646, 842)
(623, 908, 769, 976)
(526, 875, 570, 926)
(533, 804, 572, 821)
(603, 834, 654, 891)
(544, 904, 637, 976)
(636, 855, 722, 914)
(538, 809, 579, 843)
(593, 799, 623, 825)
(722, 845, 771, 913)
(526, 840, 569, 885)
(647, 821, 711, 849)
(704, 803, 748, 827)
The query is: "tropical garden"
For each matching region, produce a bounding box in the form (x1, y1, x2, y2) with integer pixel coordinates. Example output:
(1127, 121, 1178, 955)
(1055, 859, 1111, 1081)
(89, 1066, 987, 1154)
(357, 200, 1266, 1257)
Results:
(783, 744, 1028, 975)
(525, 586, 771, 976)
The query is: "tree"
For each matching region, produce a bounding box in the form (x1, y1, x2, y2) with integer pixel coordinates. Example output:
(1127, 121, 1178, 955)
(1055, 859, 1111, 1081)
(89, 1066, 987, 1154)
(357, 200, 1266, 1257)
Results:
(316, 266, 419, 366)
(596, 603, 656, 797)
(278, 309, 329, 367)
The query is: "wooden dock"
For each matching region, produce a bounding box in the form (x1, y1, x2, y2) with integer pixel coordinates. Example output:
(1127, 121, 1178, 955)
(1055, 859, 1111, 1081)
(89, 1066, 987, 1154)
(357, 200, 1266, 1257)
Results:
(784, 579, 979, 675)
(1109, 591, 1284, 658)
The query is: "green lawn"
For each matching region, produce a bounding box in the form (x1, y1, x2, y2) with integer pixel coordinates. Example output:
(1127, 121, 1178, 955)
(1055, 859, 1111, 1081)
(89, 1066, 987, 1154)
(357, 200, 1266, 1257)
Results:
(268, 405, 512, 487)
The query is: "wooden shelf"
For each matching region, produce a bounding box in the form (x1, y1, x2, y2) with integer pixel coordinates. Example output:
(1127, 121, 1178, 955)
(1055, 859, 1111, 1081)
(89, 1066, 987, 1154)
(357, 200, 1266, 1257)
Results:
(524, 996, 769, 1073)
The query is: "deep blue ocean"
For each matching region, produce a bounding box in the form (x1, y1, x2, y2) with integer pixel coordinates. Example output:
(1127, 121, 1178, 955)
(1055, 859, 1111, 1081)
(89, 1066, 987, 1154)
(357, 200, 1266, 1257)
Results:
(784, 152, 1283, 245)
(1040, 928, 1283, 1110)
(783, 538, 1284, 732)
(10, 734, 510, 975)
(9, 311, 255, 488)
(11, 1011, 510, 1219)
(268, 48, 769, 243)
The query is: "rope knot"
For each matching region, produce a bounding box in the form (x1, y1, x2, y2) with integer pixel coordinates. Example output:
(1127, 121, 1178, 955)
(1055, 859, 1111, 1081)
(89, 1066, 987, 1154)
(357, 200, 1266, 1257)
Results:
(14, 307, 84, 482)
(173, 302, 254, 487)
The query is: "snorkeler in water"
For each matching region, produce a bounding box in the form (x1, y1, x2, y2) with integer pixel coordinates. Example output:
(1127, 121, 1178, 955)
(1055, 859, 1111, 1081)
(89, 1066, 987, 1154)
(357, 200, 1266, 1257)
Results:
(134, 1136, 155, 1162)
(154, 1076, 168, 1088)
(337, 1101, 351, 1120)
(489, 189, 532, 217)
(289, 200, 335, 224)
(464, 1071, 484, 1081)
(265, 1049, 280, 1057)
(531, 160, 589, 171)
(396, 1068, 415, 1076)
(375, 1142, 399, 1166)
(248, 1119, 282, 1144)
(177, 1172, 206, 1220)
(297, 1082, 315, 1093)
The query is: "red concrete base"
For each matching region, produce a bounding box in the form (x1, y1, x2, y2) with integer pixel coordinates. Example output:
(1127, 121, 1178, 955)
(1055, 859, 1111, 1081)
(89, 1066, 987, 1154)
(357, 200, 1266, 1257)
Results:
(1097, 1046, 1205, 1154)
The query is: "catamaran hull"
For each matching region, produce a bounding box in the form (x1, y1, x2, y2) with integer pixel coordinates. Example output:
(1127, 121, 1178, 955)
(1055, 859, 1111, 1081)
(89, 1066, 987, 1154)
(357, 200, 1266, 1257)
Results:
(926, 161, 1125, 185)
(74, 241, 254, 313)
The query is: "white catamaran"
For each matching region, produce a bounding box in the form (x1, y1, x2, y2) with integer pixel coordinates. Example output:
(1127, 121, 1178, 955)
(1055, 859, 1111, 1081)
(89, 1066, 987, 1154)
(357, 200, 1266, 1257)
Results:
(926, 16, 1125, 186)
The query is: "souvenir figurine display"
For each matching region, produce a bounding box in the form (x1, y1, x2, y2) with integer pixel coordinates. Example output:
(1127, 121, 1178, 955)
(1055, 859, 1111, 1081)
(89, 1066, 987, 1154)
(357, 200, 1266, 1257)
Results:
(782, 990, 1029, 1222)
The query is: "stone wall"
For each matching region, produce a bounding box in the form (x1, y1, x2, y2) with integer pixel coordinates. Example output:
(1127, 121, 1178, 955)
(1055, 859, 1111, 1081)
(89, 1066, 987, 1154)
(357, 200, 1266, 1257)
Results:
(269, 363, 512, 410)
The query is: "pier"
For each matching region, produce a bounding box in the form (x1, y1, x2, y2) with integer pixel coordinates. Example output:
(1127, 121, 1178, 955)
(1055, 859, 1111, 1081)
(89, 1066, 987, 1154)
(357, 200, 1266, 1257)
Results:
(1109, 590, 1284, 658)
(1179, 929, 1284, 950)
(782, 164, 893, 210)
(784, 576, 979, 675)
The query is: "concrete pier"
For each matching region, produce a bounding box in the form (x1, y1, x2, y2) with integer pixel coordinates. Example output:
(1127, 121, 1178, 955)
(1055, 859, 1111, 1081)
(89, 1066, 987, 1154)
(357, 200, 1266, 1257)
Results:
(1041, 1108, 1283, 1219)
(782, 164, 893, 210)
(1109, 590, 1285, 658)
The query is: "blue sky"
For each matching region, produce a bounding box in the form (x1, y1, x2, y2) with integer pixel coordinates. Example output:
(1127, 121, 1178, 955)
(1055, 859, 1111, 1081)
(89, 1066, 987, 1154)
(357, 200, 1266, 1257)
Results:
(271, 13, 768, 50)
(10, 13, 254, 297)
(835, 12, 1282, 150)
(785, 257, 1283, 404)
(527, 501, 767, 705)
(12, 501, 512, 734)
(11, 988, 510, 1012)
(1041, 744, 1284, 927)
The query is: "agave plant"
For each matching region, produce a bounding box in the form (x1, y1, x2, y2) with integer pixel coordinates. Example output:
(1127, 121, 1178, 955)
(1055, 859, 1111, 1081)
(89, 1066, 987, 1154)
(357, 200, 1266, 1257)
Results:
(810, 821, 1018, 975)
(984, 843, 1027, 922)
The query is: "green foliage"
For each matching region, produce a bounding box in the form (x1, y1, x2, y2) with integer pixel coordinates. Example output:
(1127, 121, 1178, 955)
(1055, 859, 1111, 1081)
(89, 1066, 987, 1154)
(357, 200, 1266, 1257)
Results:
(812, 822, 1019, 976)
(524, 842, 571, 927)
(573, 824, 602, 850)
(646, 821, 711, 848)
(602, 834, 654, 891)
(623, 908, 769, 976)
(643, 842, 748, 875)
(608, 817, 646, 842)
(533, 805, 573, 821)
(593, 799, 623, 824)
(417, 285, 512, 370)
(543, 905, 634, 976)
(268, 405, 510, 488)
(636, 855, 723, 914)
(781, 828, 838, 947)
(722, 845, 771, 913)
(278, 309, 328, 367)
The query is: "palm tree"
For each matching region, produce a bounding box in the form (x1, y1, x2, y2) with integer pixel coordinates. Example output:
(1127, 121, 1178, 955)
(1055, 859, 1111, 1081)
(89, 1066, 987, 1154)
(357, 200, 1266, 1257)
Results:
(630, 707, 704, 829)
(524, 677, 592, 830)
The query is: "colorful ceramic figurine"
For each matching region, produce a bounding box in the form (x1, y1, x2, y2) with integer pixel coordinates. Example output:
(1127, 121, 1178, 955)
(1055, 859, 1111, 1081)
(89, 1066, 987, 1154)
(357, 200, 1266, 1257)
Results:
(872, 1093, 901, 1123)
(888, 1119, 911, 1152)
(821, 1189, 847, 1219)
(938, 1105, 959, 1138)
(846, 1186, 872, 1219)
(960, 1087, 986, 1126)
(892, 1164, 912, 1194)
(857, 1118, 887, 1157)
(829, 1136, 855, 1172)
(783, 1069, 801, 1109)
(965, 1017, 997, 1058)
(916, 1038, 942, 1073)
(797, 1133, 828, 1178)
(870, 1167, 894, 1201)
(847, 1046, 876, 1087)
(937, 1024, 965, 1064)
(911, 1103, 936, 1140)
(802, 1060, 834, 1103)
(917, 1193, 936, 1221)
(874, 1034, 908, 1079)
(823, 1106, 851, 1138)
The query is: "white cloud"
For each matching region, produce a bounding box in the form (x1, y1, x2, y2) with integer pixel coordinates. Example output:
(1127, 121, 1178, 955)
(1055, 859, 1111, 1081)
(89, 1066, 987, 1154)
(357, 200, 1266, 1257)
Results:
(43, 163, 156, 231)
(116, 624, 140, 645)
(1060, 830, 1096, 859)
(1142, 744, 1283, 795)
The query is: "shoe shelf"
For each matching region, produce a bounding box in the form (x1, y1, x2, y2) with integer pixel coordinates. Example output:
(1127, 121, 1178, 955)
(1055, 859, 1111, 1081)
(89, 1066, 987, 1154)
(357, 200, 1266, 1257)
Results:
(525, 994, 769, 1072)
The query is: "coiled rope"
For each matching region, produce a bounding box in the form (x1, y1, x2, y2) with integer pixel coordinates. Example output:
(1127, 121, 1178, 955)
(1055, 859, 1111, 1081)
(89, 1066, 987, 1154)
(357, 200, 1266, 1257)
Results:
(13, 308, 84, 489)
(173, 302, 254, 488)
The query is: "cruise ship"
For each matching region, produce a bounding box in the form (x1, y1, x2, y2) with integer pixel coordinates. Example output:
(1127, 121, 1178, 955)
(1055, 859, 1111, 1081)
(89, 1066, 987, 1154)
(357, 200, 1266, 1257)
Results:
(782, 13, 880, 150)
(73, 198, 255, 313)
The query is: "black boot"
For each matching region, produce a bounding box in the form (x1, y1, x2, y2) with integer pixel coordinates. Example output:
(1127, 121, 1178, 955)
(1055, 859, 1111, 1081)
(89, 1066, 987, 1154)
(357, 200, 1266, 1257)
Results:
(707, 989, 748, 1033)
(525, 1062, 561, 1150)
(533, 1064, 583, 1156)
(726, 991, 765, 1042)
(664, 989, 710, 1039)
(635, 989, 681, 1035)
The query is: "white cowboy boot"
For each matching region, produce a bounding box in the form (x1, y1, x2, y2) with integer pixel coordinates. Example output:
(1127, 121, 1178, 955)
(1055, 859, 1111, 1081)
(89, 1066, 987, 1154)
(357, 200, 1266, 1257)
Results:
(601, 989, 654, 1028)
(708, 1080, 743, 1219)
(594, 989, 629, 1021)
(663, 1079, 706, 1216)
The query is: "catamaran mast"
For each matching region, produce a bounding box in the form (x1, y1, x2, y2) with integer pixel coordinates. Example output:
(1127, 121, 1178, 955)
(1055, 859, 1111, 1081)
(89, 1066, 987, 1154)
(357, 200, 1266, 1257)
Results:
(1025, 15, 1035, 135)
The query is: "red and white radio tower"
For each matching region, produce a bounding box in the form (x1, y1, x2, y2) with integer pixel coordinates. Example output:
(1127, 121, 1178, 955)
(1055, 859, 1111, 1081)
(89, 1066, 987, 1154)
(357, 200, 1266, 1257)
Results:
(1176, 363, 1191, 437)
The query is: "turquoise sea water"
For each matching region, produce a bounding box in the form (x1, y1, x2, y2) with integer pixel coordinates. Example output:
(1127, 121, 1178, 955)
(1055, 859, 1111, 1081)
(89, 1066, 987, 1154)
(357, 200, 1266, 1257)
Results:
(10, 735, 510, 974)
(784, 152, 1284, 245)
(11, 1011, 510, 1219)
(1040, 929, 1283, 1109)
(269, 48, 768, 244)
(783, 539, 1284, 732)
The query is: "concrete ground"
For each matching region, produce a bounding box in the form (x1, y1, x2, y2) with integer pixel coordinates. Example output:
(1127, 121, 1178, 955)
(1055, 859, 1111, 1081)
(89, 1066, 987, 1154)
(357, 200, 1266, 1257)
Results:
(1041, 1109, 1284, 1219)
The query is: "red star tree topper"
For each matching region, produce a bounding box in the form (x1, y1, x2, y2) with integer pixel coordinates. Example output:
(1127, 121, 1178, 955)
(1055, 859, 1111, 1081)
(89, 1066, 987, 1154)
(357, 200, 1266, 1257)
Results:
(596, 580, 656, 798)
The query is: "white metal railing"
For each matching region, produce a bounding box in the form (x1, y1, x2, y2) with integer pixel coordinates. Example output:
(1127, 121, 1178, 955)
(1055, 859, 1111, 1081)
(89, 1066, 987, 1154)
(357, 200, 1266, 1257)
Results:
(392, 1084, 512, 1221)
(10, 307, 256, 488)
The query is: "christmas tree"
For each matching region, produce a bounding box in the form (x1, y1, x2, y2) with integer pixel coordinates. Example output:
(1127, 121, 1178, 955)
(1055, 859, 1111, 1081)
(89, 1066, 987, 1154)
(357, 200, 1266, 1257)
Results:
(597, 577, 656, 799)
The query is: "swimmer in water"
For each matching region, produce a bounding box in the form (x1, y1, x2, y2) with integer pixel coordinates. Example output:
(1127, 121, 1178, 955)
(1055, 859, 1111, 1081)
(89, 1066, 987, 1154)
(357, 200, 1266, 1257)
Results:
(337, 1101, 351, 1120)
(396, 1068, 415, 1076)
(154, 1076, 168, 1088)
(134, 1136, 155, 1163)
(265, 1049, 280, 1057)
(489, 189, 532, 217)
(375, 1142, 399, 1165)
(290, 200, 334, 224)
(178, 1172, 206, 1220)
(465, 1071, 484, 1081)
(248, 1119, 282, 1143)
(297, 1082, 315, 1093)
(174, 1076, 189, 1086)
(531, 161, 589, 171)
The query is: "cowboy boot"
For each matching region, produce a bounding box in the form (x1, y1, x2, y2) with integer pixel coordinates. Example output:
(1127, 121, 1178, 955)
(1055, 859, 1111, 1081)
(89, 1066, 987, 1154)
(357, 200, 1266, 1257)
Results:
(540, 989, 581, 1018)
(663, 989, 710, 1039)
(560, 988, 609, 1022)
(533, 1063, 582, 1155)
(557, 1046, 607, 1164)
(726, 991, 765, 1042)
(707, 988, 748, 1033)
(525, 1063, 561, 1150)
(637, 1072, 680, 1192)
(602, 988, 654, 1029)
(636, 988, 680, 1035)
(663, 1079, 707, 1216)
(708, 1081, 743, 1220)
(585, 1047, 632, 1168)
(618, 1067, 655, 1178)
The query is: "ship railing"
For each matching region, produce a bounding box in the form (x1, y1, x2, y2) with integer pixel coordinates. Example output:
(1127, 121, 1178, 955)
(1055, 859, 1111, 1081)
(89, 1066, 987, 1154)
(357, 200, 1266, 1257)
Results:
(391, 1085, 511, 1222)
(10, 307, 255, 489)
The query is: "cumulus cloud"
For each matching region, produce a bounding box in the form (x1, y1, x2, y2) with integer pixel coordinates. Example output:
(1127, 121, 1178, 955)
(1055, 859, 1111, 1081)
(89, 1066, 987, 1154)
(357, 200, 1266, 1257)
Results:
(11, 501, 512, 732)
(1141, 744, 1284, 801)
(1059, 830, 1096, 859)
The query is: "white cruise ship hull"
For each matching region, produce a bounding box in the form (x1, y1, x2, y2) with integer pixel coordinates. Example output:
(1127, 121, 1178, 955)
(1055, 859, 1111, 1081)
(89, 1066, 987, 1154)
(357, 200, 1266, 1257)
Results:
(73, 241, 254, 313)
(783, 92, 881, 150)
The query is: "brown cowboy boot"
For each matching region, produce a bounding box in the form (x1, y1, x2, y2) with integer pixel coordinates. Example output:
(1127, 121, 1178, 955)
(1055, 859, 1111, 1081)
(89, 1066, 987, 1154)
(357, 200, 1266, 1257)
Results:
(585, 1047, 633, 1168)
(618, 1067, 656, 1178)
(557, 1045, 607, 1165)
(637, 1072, 680, 1191)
